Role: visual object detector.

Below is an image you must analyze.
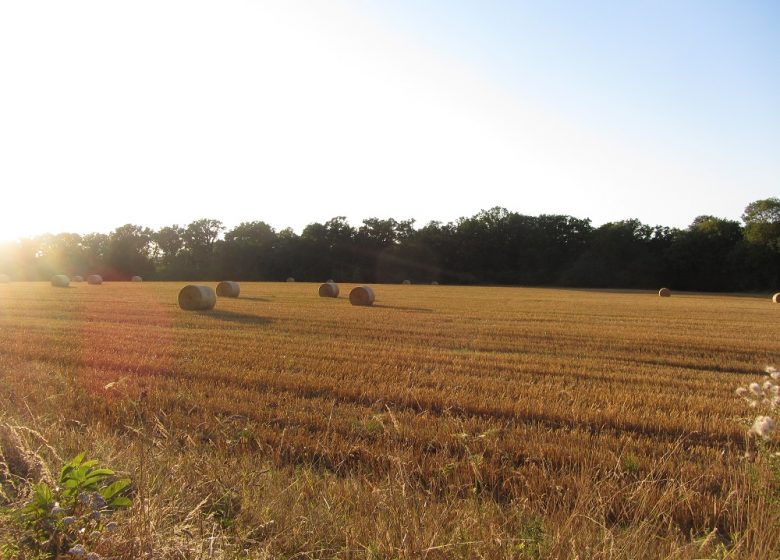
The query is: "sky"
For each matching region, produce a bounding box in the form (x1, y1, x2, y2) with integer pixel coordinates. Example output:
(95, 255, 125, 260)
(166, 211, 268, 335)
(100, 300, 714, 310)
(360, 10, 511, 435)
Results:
(0, 0, 777, 241)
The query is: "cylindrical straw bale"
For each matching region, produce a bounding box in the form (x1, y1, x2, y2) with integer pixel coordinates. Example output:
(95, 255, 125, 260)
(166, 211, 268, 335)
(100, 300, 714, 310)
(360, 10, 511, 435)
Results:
(402, 279, 411, 285)
(286, 277, 295, 282)
(349, 286, 375, 306)
(431, 281, 439, 285)
(131, 276, 143, 282)
(773, 292, 780, 304)
(319, 282, 339, 298)
(326, 279, 335, 284)
(658, 287, 671, 297)
(51, 275, 70, 288)
(87, 274, 103, 285)
(72, 275, 84, 282)
(178, 285, 216, 311)
(0, 274, 10, 283)
(216, 281, 240, 298)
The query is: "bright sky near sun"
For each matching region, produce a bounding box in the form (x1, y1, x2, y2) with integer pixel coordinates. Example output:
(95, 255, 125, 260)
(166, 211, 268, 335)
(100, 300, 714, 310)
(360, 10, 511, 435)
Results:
(0, 1, 777, 241)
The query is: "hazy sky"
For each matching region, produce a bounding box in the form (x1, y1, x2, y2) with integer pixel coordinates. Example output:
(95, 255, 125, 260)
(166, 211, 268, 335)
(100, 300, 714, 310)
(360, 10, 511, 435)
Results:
(1, 1, 777, 241)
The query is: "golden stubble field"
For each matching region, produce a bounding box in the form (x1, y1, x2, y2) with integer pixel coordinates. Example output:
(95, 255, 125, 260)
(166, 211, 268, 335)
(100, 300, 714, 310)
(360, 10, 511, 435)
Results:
(1, 282, 779, 559)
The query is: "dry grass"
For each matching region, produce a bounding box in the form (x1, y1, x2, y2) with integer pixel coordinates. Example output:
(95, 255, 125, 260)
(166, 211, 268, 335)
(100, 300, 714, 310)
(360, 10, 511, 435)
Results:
(0, 282, 779, 559)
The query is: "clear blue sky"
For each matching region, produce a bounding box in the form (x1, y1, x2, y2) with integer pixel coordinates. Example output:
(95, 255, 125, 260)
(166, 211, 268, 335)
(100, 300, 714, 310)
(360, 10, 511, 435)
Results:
(364, 0, 780, 178)
(0, 1, 777, 240)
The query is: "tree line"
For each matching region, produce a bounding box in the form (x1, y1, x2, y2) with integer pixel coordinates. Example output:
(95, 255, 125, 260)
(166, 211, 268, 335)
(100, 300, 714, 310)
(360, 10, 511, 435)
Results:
(1, 199, 778, 292)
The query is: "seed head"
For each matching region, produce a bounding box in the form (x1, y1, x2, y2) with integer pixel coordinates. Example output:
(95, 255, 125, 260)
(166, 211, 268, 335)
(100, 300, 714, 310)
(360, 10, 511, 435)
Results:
(750, 416, 777, 440)
(67, 544, 86, 556)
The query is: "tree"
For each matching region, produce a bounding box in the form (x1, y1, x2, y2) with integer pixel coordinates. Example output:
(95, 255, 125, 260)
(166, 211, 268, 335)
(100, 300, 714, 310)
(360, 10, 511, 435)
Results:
(272, 227, 303, 280)
(666, 216, 743, 291)
(299, 217, 356, 281)
(221, 221, 276, 279)
(355, 217, 418, 282)
(742, 198, 780, 251)
(81, 233, 109, 276)
(182, 219, 224, 278)
(153, 226, 184, 264)
(740, 199, 780, 288)
(563, 219, 669, 288)
(184, 219, 224, 252)
(107, 224, 153, 279)
(36, 233, 86, 277)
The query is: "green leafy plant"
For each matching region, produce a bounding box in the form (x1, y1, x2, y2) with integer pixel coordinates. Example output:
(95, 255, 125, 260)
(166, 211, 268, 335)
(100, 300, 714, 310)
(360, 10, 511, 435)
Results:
(512, 512, 546, 559)
(9, 453, 131, 558)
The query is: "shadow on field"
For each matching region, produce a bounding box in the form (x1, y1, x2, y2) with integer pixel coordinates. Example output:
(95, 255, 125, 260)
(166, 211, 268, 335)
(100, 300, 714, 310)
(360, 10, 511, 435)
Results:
(239, 296, 273, 302)
(196, 310, 273, 325)
(373, 304, 433, 313)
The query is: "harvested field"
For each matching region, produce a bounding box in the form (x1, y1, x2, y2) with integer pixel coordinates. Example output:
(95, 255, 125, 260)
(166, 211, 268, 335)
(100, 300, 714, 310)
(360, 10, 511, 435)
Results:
(0, 282, 779, 559)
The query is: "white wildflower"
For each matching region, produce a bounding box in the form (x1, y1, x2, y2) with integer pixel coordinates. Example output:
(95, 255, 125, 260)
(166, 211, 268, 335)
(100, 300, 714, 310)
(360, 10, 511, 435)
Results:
(750, 416, 777, 440)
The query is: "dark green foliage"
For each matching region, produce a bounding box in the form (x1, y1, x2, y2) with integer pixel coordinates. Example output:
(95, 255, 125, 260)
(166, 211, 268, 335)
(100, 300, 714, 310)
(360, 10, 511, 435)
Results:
(4, 453, 131, 558)
(1, 201, 778, 290)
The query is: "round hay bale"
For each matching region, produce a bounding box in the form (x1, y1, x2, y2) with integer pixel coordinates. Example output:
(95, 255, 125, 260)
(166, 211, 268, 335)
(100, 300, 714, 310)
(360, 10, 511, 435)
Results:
(772, 292, 780, 304)
(319, 282, 339, 298)
(0, 274, 10, 283)
(87, 274, 103, 285)
(131, 276, 143, 282)
(658, 287, 671, 297)
(286, 277, 295, 283)
(402, 279, 411, 285)
(51, 275, 70, 288)
(72, 275, 84, 282)
(216, 281, 240, 298)
(178, 285, 216, 311)
(431, 281, 439, 285)
(326, 279, 335, 284)
(349, 286, 375, 306)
